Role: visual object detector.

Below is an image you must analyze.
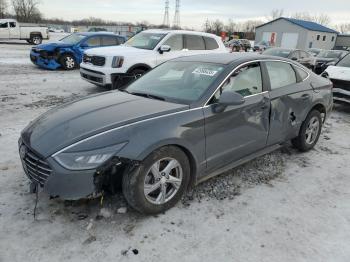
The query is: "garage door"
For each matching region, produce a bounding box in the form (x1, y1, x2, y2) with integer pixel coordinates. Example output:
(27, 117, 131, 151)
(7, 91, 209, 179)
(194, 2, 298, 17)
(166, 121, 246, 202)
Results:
(281, 33, 299, 48)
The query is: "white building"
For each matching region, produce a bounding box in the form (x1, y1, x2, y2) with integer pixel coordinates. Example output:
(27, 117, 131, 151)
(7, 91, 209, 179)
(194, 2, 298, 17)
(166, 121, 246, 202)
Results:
(255, 17, 338, 50)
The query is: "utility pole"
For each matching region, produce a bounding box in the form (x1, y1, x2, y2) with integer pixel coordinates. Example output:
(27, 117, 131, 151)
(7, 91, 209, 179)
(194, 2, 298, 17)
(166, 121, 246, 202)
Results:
(173, 0, 180, 28)
(162, 0, 170, 27)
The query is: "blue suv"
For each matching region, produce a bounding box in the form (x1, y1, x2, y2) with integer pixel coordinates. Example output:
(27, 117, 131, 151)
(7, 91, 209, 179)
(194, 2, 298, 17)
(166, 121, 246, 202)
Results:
(30, 32, 126, 70)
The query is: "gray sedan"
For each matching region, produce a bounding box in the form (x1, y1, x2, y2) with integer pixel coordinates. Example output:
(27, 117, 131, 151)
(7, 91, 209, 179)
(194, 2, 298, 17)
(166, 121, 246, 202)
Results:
(19, 53, 333, 214)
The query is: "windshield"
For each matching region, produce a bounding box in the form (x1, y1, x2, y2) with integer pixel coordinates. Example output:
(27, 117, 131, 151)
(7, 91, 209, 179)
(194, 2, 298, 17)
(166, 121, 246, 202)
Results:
(317, 50, 343, 59)
(60, 33, 85, 44)
(125, 32, 166, 50)
(125, 61, 226, 104)
(337, 54, 350, 67)
(263, 48, 291, 58)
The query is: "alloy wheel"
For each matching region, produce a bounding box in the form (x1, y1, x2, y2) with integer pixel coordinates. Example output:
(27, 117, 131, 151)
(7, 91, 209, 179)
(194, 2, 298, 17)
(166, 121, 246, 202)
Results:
(143, 158, 183, 205)
(65, 57, 75, 69)
(305, 116, 320, 145)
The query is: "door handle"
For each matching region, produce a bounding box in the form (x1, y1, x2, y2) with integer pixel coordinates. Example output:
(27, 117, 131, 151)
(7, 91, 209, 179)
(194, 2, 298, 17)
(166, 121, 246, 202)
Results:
(301, 94, 310, 100)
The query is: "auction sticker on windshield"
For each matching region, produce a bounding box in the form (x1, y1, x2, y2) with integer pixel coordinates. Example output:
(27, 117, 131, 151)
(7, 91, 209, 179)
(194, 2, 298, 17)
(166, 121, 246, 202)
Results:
(192, 68, 219, 76)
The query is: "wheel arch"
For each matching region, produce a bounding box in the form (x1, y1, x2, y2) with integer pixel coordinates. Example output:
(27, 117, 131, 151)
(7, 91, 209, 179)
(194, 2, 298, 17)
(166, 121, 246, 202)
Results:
(126, 63, 152, 74)
(135, 140, 199, 188)
(30, 32, 43, 38)
(310, 102, 327, 123)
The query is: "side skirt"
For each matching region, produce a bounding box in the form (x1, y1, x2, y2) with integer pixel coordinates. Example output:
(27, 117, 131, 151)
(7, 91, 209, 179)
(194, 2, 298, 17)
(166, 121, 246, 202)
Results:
(196, 144, 282, 185)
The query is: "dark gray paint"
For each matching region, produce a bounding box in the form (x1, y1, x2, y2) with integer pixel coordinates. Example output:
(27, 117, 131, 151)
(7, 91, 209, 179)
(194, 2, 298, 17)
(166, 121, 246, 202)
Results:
(19, 54, 333, 199)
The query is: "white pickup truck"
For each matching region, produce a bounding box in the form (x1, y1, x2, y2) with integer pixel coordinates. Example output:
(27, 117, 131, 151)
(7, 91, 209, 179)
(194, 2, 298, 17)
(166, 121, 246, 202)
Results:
(0, 19, 49, 45)
(80, 29, 228, 89)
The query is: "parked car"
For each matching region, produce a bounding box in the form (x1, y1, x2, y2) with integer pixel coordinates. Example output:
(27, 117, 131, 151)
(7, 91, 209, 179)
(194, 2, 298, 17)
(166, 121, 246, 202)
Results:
(88, 27, 108, 32)
(262, 48, 314, 69)
(80, 29, 227, 89)
(49, 27, 64, 33)
(30, 32, 126, 70)
(19, 53, 333, 214)
(312, 50, 349, 74)
(308, 48, 322, 57)
(253, 40, 272, 52)
(0, 18, 49, 45)
(225, 39, 251, 52)
(323, 54, 350, 104)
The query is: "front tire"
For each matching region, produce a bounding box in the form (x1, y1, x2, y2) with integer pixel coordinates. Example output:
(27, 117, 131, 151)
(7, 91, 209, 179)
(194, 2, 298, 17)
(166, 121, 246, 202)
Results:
(112, 68, 147, 90)
(122, 146, 190, 214)
(60, 54, 76, 70)
(292, 110, 322, 152)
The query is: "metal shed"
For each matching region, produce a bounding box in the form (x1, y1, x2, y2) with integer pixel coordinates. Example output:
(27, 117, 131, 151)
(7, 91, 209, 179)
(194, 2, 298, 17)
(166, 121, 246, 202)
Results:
(255, 17, 338, 50)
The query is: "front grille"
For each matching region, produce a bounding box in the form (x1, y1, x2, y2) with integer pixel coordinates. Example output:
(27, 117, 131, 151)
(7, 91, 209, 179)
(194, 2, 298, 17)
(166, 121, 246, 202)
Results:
(20, 145, 52, 186)
(83, 54, 105, 66)
(330, 78, 350, 92)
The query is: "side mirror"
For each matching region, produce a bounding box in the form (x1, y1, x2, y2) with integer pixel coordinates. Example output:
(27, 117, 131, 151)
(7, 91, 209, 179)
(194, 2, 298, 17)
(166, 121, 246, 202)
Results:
(158, 45, 171, 54)
(214, 90, 245, 113)
(291, 57, 298, 61)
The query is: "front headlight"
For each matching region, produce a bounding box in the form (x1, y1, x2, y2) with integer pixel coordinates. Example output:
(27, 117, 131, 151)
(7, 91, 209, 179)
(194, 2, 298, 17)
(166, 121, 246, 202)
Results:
(112, 56, 124, 68)
(53, 142, 127, 170)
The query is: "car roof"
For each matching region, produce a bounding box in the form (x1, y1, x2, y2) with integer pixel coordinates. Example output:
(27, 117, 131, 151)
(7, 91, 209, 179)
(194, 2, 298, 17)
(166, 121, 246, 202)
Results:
(142, 29, 220, 38)
(172, 53, 293, 65)
(77, 32, 124, 37)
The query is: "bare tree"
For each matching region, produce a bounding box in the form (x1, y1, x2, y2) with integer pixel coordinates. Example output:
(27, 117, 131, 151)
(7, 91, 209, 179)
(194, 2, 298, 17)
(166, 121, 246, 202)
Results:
(212, 19, 224, 35)
(266, 9, 284, 21)
(224, 19, 237, 35)
(336, 23, 350, 34)
(0, 0, 8, 18)
(11, 0, 42, 22)
(203, 18, 212, 33)
(290, 12, 331, 26)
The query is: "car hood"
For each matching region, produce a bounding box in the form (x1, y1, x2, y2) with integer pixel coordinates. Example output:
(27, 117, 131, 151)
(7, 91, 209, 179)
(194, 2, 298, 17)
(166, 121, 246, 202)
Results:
(325, 66, 350, 81)
(85, 45, 152, 57)
(314, 57, 338, 63)
(33, 41, 73, 51)
(21, 92, 188, 157)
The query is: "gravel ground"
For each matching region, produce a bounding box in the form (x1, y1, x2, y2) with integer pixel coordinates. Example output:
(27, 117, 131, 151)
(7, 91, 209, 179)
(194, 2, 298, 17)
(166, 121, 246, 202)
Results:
(1, 37, 350, 262)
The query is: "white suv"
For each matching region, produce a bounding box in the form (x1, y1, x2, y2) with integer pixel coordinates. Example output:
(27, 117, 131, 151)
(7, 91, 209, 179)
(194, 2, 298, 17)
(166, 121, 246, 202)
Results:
(80, 29, 227, 88)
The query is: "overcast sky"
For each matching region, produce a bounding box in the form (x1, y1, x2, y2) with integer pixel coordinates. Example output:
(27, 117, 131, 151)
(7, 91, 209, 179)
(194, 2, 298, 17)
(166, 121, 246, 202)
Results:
(39, 0, 350, 29)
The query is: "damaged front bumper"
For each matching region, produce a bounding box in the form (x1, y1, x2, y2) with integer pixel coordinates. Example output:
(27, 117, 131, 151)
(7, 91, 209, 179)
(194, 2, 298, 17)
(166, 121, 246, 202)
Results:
(19, 141, 136, 200)
(30, 50, 61, 70)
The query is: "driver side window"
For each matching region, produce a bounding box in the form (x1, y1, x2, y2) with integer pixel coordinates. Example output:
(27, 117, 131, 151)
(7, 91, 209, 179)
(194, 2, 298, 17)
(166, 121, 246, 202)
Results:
(210, 62, 263, 103)
(0, 22, 8, 28)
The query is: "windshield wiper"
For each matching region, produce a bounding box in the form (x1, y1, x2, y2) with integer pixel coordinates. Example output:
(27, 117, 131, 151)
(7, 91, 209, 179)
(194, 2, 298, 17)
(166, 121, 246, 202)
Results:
(130, 92, 165, 101)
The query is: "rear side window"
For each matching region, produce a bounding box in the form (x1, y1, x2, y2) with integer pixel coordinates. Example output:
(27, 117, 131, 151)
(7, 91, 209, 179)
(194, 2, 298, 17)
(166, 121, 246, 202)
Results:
(101, 36, 119, 46)
(185, 35, 205, 50)
(86, 36, 101, 47)
(204, 37, 219, 50)
(9, 22, 16, 28)
(294, 66, 309, 81)
(163, 34, 183, 50)
(266, 62, 297, 90)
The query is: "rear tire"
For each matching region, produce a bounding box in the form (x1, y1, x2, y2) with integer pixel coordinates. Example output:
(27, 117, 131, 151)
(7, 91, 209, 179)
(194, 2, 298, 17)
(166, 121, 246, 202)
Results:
(122, 146, 190, 214)
(30, 35, 42, 45)
(292, 110, 322, 152)
(60, 54, 76, 70)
